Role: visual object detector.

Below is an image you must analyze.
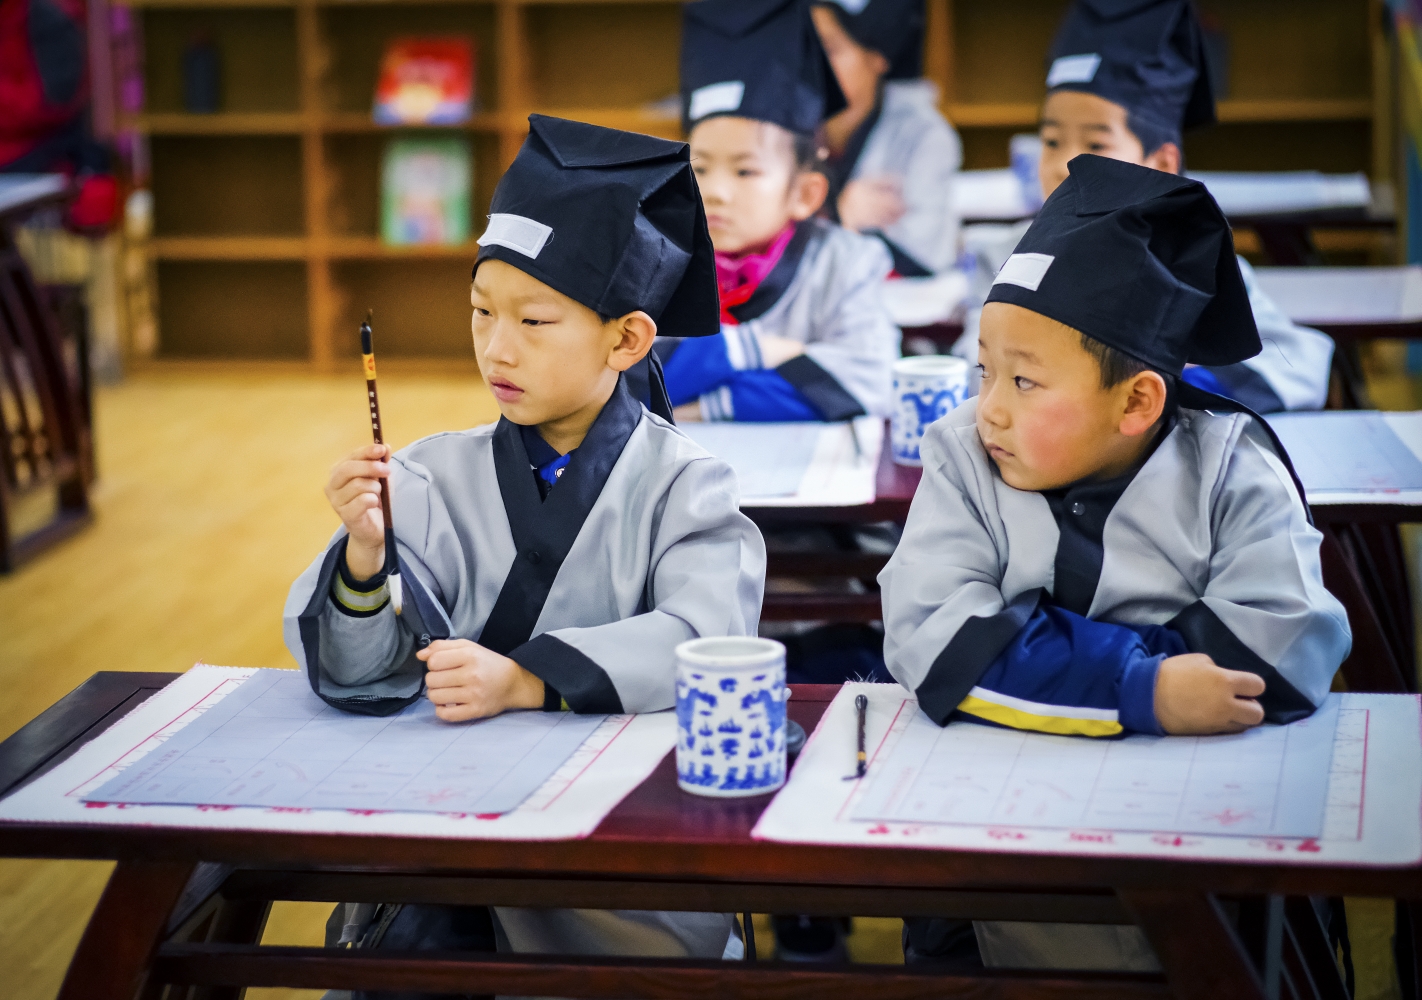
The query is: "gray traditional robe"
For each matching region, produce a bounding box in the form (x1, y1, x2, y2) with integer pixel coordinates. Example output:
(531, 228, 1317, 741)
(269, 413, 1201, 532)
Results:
(843, 79, 963, 275)
(696, 218, 901, 420)
(283, 378, 765, 962)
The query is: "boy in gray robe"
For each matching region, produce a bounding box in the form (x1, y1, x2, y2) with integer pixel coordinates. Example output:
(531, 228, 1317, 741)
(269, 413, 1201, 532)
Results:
(880, 155, 1350, 969)
(283, 115, 767, 992)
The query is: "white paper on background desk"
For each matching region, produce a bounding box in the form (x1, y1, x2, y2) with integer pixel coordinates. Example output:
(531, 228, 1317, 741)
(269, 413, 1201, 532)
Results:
(0, 665, 675, 840)
(1252, 266, 1422, 327)
(753, 684, 1422, 864)
(681, 417, 881, 507)
(852, 695, 1339, 838)
(1267, 411, 1422, 493)
(86, 669, 604, 815)
(1187, 171, 1372, 216)
(958, 169, 1032, 221)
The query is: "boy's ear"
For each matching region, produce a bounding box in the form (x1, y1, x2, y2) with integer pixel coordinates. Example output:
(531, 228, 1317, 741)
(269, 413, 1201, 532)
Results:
(1119, 370, 1168, 437)
(789, 170, 830, 221)
(1143, 141, 1183, 176)
(606, 311, 658, 372)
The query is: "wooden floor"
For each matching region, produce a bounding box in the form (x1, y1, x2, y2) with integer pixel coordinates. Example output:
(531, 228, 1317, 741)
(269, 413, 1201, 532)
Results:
(0, 365, 1404, 998)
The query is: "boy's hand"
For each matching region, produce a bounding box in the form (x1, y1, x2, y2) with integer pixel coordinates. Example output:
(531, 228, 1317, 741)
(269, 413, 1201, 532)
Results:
(838, 177, 906, 232)
(1154, 654, 1266, 735)
(326, 443, 390, 581)
(673, 401, 703, 422)
(418, 639, 547, 722)
(756, 334, 805, 368)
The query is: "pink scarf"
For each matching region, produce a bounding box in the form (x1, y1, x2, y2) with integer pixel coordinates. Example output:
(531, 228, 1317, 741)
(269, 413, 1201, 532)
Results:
(714, 223, 796, 325)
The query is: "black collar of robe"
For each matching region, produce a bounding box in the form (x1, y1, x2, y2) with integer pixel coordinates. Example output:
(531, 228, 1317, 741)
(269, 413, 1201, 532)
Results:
(681, 0, 846, 135)
(984, 155, 1258, 375)
(815, 0, 925, 80)
(478, 374, 643, 658)
(1046, 0, 1215, 141)
(726, 219, 816, 324)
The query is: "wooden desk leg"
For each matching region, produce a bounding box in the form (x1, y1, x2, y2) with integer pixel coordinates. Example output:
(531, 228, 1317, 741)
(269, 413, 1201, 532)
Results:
(58, 860, 198, 1000)
(1119, 889, 1267, 1000)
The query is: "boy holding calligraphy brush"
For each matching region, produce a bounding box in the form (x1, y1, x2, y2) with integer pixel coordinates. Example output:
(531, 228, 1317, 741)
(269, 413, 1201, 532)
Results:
(284, 116, 766, 967)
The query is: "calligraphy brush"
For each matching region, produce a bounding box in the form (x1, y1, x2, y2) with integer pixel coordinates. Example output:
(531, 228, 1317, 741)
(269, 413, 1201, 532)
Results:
(360, 312, 402, 615)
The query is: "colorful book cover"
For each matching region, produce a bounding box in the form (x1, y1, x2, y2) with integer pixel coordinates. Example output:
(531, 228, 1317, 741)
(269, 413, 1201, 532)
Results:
(380, 138, 472, 246)
(373, 38, 475, 126)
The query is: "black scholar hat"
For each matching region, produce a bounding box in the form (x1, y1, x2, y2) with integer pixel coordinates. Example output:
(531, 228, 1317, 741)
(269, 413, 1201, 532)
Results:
(984, 154, 1258, 376)
(681, 0, 847, 135)
(473, 115, 719, 339)
(1046, 0, 1215, 150)
(815, 0, 925, 81)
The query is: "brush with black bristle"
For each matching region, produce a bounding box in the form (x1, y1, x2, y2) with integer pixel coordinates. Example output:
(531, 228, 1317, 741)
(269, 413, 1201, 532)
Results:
(360, 312, 402, 615)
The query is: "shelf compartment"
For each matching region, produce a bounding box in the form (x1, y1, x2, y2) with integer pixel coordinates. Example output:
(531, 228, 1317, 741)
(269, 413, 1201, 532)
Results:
(156, 261, 309, 358)
(323, 131, 499, 242)
(151, 135, 306, 237)
(323, 3, 498, 116)
(525, 3, 679, 110)
(141, 6, 298, 114)
(333, 261, 479, 358)
(533, 107, 681, 138)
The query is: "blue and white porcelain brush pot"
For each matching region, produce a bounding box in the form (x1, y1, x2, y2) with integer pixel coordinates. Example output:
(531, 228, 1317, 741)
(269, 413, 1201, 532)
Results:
(675, 637, 787, 798)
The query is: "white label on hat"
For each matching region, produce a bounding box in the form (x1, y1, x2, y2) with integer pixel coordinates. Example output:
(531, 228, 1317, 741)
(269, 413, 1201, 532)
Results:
(830, 0, 872, 12)
(478, 213, 553, 259)
(1046, 53, 1102, 87)
(993, 253, 1055, 292)
(688, 81, 745, 122)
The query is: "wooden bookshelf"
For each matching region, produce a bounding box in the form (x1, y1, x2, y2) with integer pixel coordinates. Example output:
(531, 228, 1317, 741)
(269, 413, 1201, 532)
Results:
(120, 0, 1397, 363)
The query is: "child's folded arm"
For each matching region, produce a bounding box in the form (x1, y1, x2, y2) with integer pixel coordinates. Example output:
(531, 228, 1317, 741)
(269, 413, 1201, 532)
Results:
(506, 455, 766, 714)
(958, 604, 1176, 737)
(705, 368, 827, 422)
(878, 113, 962, 275)
(661, 333, 739, 405)
(1166, 419, 1351, 722)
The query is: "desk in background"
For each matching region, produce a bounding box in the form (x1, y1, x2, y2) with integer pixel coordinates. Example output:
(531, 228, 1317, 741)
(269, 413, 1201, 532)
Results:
(958, 169, 1392, 265)
(0, 670, 1408, 1000)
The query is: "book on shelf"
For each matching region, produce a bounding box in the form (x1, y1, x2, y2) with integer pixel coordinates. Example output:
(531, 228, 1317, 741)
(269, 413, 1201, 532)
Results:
(380, 137, 472, 246)
(373, 38, 476, 126)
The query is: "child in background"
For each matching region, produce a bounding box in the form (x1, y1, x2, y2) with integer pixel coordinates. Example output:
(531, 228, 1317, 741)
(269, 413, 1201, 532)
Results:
(663, 0, 900, 423)
(812, 0, 962, 276)
(959, 0, 1333, 412)
(285, 115, 766, 975)
(881, 155, 1350, 970)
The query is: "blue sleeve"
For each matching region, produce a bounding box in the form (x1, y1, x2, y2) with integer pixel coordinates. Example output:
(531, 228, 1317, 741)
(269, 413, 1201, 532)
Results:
(1181, 365, 1228, 397)
(661, 333, 737, 406)
(958, 606, 1185, 737)
(724, 370, 822, 422)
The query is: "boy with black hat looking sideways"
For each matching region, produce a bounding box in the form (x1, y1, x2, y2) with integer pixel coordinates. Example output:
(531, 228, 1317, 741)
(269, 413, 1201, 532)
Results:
(284, 115, 766, 967)
(963, 0, 1334, 413)
(882, 154, 1350, 969)
(663, 0, 900, 423)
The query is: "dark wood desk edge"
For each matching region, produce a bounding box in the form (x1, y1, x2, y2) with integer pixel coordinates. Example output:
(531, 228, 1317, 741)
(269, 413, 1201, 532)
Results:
(2, 673, 1419, 900)
(0, 671, 179, 797)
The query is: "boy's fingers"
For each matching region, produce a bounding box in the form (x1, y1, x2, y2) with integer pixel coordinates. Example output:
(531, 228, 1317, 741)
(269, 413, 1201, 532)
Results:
(1231, 697, 1265, 728)
(1224, 669, 1266, 698)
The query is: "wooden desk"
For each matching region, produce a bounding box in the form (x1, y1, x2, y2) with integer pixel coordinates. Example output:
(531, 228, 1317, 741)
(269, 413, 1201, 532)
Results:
(0, 670, 1410, 1000)
(1253, 266, 1422, 342)
(746, 426, 921, 622)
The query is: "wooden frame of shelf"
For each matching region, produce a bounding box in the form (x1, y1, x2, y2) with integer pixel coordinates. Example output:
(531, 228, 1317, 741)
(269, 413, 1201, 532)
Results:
(123, 0, 1397, 364)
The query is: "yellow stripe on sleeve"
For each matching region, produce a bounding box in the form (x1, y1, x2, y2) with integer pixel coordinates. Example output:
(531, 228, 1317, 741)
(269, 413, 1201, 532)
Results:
(332, 572, 389, 614)
(956, 693, 1124, 738)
